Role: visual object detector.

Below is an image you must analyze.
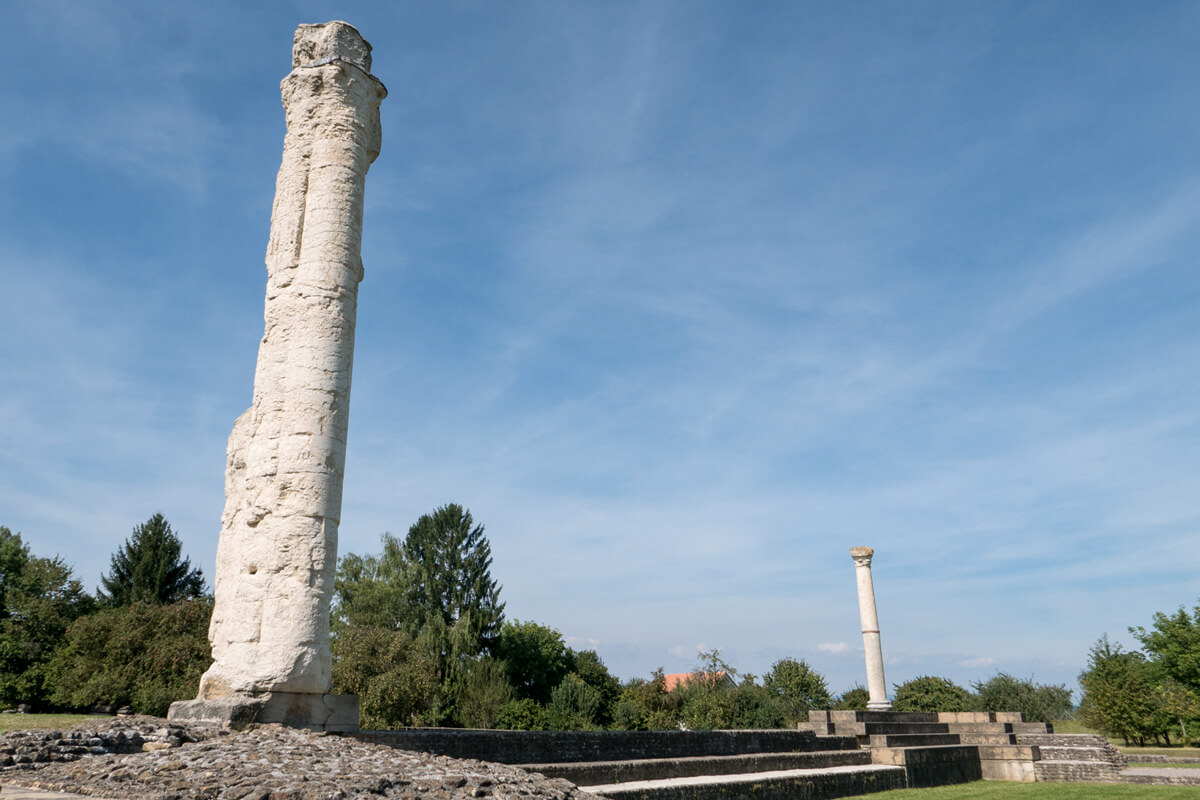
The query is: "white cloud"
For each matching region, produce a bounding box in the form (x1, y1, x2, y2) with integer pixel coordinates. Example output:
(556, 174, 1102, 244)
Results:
(818, 642, 850, 654)
(959, 657, 997, 669)
(669, 643, 708, 660)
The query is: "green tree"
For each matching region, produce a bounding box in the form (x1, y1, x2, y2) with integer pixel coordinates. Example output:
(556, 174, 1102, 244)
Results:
(495, 697, 550, 730)
(47, 600, 211, 716)
(0, 527, 95, 709)
(455, 657, 514, 729)
(98, 514, 205, 606)
(973, 672, 1073, 723)
(571, 649, 620, 726)
(612, 670, 681, 731)
(1078, 636, 1162, 746)
(400, 504, 505, 652)
(546, 673, 604, 730)
(1131, 602, 1200, 692)
(892, 675, 971, 712)
(332, 540, 414, 631)
(330, 625, 438, 729)
(497, 620, 572, 705)
(833, 685, 869, 711)
(764, 657, 832, 724)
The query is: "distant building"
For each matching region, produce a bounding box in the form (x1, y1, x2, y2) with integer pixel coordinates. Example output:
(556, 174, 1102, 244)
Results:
(662, 671, 735, 692)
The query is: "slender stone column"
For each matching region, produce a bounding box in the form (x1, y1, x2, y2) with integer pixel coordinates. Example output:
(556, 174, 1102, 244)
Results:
(169, 21, 386, 732)
(851, 546, 892, 711)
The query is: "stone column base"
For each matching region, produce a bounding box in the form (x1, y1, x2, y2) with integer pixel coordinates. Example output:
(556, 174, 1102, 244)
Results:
(867, 700, 894, 711)
(168, 692, 358, 733)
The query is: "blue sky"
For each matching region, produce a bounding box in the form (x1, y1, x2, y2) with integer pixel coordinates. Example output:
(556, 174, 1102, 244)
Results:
(3, 2, 1199, 698)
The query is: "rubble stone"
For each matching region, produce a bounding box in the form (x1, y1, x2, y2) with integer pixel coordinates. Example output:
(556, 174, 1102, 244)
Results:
(2, 718, 598, 800)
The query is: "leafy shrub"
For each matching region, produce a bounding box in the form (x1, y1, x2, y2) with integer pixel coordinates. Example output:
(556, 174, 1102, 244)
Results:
(495, 697, 549, 730)
(47, 600, 211, 716)
(497, 620, 572, 705)
(547, 673, 603, 730)
(570, 649, 620, 726)
(331, 625, 438, 729)
(892, 675, 972, 712)
(612, 672, 681, 730)
(763, 658, 831, 724)
(973, 672, 1073, 722)
(455, 657, 513, 728)
(833, 685, 868, 711)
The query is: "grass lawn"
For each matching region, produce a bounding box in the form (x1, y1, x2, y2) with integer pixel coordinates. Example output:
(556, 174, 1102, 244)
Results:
(0, 713, 105, 733)
(868, 782, 1200, 799)
(1133, 762, 1200, 769)
(1124, 748, 1200, 758)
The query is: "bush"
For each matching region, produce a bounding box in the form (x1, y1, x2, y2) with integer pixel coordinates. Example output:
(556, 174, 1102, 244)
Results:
(763, 658, 831, 724)
(546, 673, 603, 730)
(892, 675, 972, 712)
(497, 620, 572, 706)
(331, 625, 438, 729)
(833, 685, 868, 711)
(0, 528, 94, 710)
(974, 672, 1073, 722)
(47, 600, 211, 716)
(570, 649, 620, 726)
(454, 657, 513, 729)
(611, 672, 681, 730)
(495, 697, 549, 730)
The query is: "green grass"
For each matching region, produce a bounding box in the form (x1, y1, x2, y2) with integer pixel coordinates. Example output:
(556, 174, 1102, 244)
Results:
(0, 713, 105, 732)
(1134, 762, 1200, 769)
(868, 782, 1200, 799)
(1123, 747, 1200, 757)
(1048, 720, 1097, 735)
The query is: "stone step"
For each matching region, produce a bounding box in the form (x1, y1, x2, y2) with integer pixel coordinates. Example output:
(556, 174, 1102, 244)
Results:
(520, 750, 871, 785)
(1034, 759, 1124, 783)
(582, 764, 907, 800)
(1038, 745, 1114, 762)
(869, 733, 961, 748)
(1118, 768, 1200, 786)
(1016, 733, 1108, 747)
(943, 722, 1013, 734)
(862, 722, 949, 735)
(955, 732, 1017, 746)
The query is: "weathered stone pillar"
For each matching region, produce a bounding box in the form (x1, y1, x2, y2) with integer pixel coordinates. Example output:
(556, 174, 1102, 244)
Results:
(169, 21, 385, 732)
(851, 546, 893, 712)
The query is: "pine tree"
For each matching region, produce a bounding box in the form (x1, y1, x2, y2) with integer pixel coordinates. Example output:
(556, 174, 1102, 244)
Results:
(99, 513, 206, 606)
(401, 503, 505, 653)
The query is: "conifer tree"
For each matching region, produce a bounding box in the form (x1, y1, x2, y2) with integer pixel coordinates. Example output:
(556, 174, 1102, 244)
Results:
(401, 503, 505, 653)
(99, 513, 206, 606)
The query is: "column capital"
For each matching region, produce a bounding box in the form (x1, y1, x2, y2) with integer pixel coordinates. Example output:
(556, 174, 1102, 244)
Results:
(293, 21, 373, 72)
(850, 546, 874, 567)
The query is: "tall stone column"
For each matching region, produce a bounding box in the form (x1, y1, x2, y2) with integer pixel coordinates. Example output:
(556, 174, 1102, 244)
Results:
(169, 21, 386, 732)
(850, 546, 893, 712)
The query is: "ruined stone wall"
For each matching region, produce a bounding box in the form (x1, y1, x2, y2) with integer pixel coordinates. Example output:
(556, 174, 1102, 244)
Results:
(355, 728, 855, 764)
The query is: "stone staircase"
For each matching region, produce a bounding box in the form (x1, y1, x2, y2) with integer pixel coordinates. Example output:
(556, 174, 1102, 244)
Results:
(362, 713, 1131, 796)
(807, 710, 1051, 784)
(360, 728, 908, 799)
(1014, 733, 1127, 783)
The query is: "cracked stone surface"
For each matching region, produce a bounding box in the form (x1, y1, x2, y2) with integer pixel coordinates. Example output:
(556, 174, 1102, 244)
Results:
(195, 21, 387, 700)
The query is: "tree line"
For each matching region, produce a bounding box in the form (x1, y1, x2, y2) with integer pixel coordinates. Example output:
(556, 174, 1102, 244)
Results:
(1077, 605, 1200, 746)
(5, 505, 1196, 741)
(0, 514, 209, 715)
